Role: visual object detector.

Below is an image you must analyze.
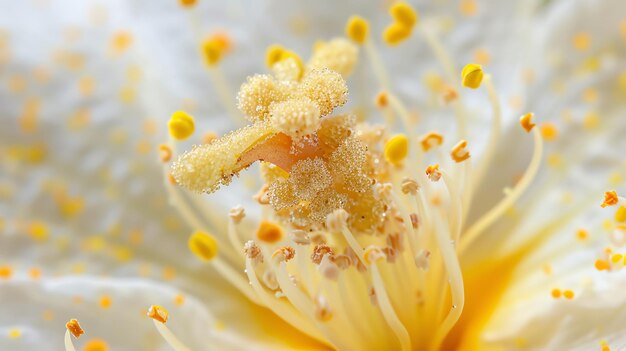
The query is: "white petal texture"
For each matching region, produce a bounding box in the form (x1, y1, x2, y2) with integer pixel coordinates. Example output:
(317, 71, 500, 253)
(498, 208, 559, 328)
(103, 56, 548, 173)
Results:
(0, 0, 625, 351)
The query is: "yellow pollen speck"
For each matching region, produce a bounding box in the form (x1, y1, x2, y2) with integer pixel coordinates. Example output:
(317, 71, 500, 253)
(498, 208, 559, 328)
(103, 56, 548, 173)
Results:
(384, 134, 409, 165)
(8, 328, 21, 339)
(551, 288, 561, 298)
(111, 31, 132, 54)
(595, 259, 610, 271)
(345, 16, 369, 44)
(202, 38, 223, 66)
(420, 131, 444, 151)
(540, 123, 558, 141)
(615, 205, 626, 223)
(576, 229, 589, 241)
(375, 91, 389, 107)
(519, 112, 536, 132)
(29, 267, 41, 279)
(461, 63, 483, 89)
(189, 231, 218, 261)
(178, 0, 197, 7)
(158, 144, 172, 163)
(572, 32, 591, 51)
(99, 295, 112, 309)
(66, 319, 84, 339)
(28, 222, 49, 241)
(563, 290, 575, 299)
(256, 220, 283, 243)
(168, 111, 195, 141)
(451, 139, 470, 163)
(84, 339, 108, 351)
(383, 22, 412, 46)
(389, 2, 418, 28)
(601, 191, 618, 208)
(147, 305, 169, 324)
(0, 266, 12, 279)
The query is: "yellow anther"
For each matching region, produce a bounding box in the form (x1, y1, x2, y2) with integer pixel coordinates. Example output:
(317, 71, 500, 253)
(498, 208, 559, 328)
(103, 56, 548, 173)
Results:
(110, 31, 133, 54)
(168, 111, 195, 141)
(563, 290, 575, 299)
(539, 123, 558, 141)
(611, 254, 623, 263)
(375, 91, 389, 108)
(441, 86, 458, 104)
(384, 134, 409, 165)
(461, 63, 483, 89)
(576, 229, 588, 241)
(147, 305, 169, 324)
(595, 259, 610, 271)
(189, 231, 218, 261)
(420, 131, 444, 151)
(363, 246, 385, 264)
(390, 2, 418, 28)
(345, 16, 369, 44)
(615, 205, 626, 222)
(519, 112, 536, 133)
(383, 22, 412, 46)
(28, 221, 49, 241)
(550, 288, 561, 299)
(450, 139, 470, 163)
(272, 246, 296, 262)
(202, 38, 222, 66)
(572, 32, 591, 51)
(158, 144, 172, 163)
(265, 44, 285, 68)
(178, 0, 197, 7)
(8, 329, 21, 339)
(256, 220, 283, 243)
(99, 295, 111, 309)
(601, 191, 618, 208)
(425, 164, 442, 182)
(84, 339, 108, 351)
(66, 319, 84, 339)
(459, 0, 478, 16)
(0, 266, 12, 279)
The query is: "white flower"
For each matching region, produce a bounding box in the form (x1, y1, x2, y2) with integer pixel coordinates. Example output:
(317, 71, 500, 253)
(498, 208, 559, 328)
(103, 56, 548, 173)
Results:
(0, 1, 625, 351)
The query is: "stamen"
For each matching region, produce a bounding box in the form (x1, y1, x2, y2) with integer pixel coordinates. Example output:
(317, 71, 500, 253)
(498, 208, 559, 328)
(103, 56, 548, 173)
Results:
(168, 111, 195, 141)
(384, 134, 409, 165)
(460, 63, 483, 89)
(420, 132, 444, 152)
(178, 0, 197, 7)
(147, 305, 169, 324)
(64, 319, 83, 351)
(256, 220, 284, 243)
(520, 112, 536, 132)
(450, 140, 470, 163)
(188, 231, 218, 261)
(425, 164, 442, 182)
(601, 191, 618, 208)
(151, 313, 192, 351)
(158, 144, 172, 162)
(345, 16, 369, 45)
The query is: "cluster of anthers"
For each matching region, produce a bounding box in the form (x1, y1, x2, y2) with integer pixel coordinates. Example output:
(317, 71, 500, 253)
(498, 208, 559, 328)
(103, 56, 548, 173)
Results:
(61, 1, 625, 351)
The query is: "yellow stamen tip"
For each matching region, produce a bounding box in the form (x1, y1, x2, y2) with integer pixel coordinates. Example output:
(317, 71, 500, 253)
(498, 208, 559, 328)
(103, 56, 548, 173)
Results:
(168, 111, 195, 141)
(345, 16, 369, 44)
(202, 38, 223, 67)
(178, 0, 197, 7)
(551, 288, 561, 299)
(519, 112, 536, 133)
(615, 205, 626, 223)
(420, 131, 444, 152)
(563, 290, 575, 299)
(540, 122, 558, 141)
(595, 259, 610, 271)
(256, 220, 284, 243)
(147, 305, 169, 324)
(461, 63, 483, 89)
(265, 44, 285, 68)
(65, 319, 84, 339)
(601, 191, 618, 208)
(390, 2, 418, 28)
(188, 231, 218, 261)
(450, 139, 470, 163)
(384, 134, 409, 165)
(383, 22, 412, 46)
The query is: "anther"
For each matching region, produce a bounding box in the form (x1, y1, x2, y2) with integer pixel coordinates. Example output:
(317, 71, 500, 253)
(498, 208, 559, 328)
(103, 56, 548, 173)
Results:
(383, 22, 412, 46)
(158, 144, 172, 162)
(272, 246, 296, 262)
(168, 111, 195, 141)
(257, 220, 284, 243)
(519, 112, 536, 132)
(311, 244, 334, 265)
(601, 191, 618, 208)
(426, 164, 442, 182)
(389, 2, 418, 28)
(461, 63, 484, 89)
(291, 229, 310, 245)
(384, 134, 409, 165)
(615, 206, 626, 223)
(65, 319, 84, 339)
(243, 240, 263, 263)
(451, 140, 470, 163)
(401, 178, 419, 195)
(188, 231, 218, 261)
(420, 131, 444, 152)
(326, 209, 349, 232)
(147, 305, 169, 324)
(375, 91, 389, 108)
(345, 16, 369, 44)
(229, 205, 245, 224)
(202, 38, 223, 67)
(363, 245, 385, 264)
(414, 249, 430, 271)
